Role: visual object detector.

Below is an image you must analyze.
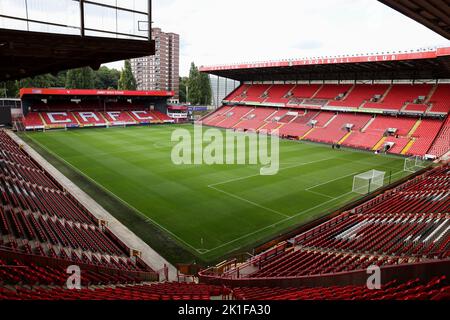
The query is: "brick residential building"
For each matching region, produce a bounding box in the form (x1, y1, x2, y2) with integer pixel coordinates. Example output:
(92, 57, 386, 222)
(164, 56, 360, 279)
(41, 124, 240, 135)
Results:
(131, 28, 180, 101)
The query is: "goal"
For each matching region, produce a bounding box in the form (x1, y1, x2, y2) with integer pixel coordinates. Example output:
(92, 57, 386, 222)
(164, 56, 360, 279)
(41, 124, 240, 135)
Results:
(352, 170, 386, 195)
(404, 156, 428, 173)
(43, 125, 68, 132)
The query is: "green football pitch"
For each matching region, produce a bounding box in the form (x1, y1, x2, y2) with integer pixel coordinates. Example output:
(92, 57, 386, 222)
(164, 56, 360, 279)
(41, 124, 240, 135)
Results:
(22, 125, 411, 264)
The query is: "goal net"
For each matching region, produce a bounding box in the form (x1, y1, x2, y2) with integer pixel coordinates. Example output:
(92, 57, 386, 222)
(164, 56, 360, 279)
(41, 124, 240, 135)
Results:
(352, 170, 386, 195)
(404, 156, 428, 173)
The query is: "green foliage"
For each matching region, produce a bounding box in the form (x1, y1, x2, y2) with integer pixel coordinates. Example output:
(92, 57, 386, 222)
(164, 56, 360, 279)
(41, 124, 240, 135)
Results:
(20, 74, 59, 89)
(187, 62, 212, 105)
(118, 60, 137, 90)
(65, 67, 96, 89)
(1, 66, 121, 96)
(0, 80, 19, 98)
(199, 72, 212, 105)
(179, 77, 188, 103)
(95, 66, 121, 90)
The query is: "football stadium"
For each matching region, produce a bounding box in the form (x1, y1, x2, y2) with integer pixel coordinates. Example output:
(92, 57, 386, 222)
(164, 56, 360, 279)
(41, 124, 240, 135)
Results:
(0, 0, 449, 306)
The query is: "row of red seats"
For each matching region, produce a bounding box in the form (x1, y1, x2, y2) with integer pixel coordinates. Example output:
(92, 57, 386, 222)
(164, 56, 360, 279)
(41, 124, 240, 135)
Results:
(306, 113, 371, 144)
(364, 84, 433, 111)
(0, 282, 227, 300)
(1, 161, 58, 189)
(224, 84, 450, 113)
(0, 177, 94, 224)
(407, 119, 445, 156)
(201, 106, 235, 126)
(234, 108, 276, 131)
(342, 132, 381, 150)
(297, 212, 448, 258)
(428, 116, 450, 157)
(24, 110, 172, 129)
(232, 277, 449, 300)
(0, 130, 155, 282)
(23, 112, 44, 128)
(366, 116, 417, 136)
(0, 205, 127, 257)
(0, 258, 148, 287)
(250, 248, 401, 278)
(1, 150, 38, 168)
(278, 111, 317, 137)
(213, 106, 254, 129)
(202, 106, 448, 157)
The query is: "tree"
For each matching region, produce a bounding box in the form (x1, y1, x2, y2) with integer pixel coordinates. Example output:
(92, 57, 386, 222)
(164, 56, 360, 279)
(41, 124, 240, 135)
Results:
(20, 74, 58, 89)
(118, 60, 137, 90)
(95, 66, 120, 89)
(199, 72, 212, 105)
(65, 67, 96, 89)
(186, 62, 212, 105)
(54, 71, 68, 87)
(187, 63, 202, 105)
(179, 77, 188, 103)
(0, 66, 119, 95)
(0, 80, 19, 98)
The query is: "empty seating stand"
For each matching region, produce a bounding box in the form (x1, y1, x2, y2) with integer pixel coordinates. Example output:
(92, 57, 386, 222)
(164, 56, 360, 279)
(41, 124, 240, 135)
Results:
(23, 113, 45, 129)
(221, 83, 445, 117)
(0, 130, 157, 293)
(407, 119, 444, 156)
(241, 84, 271, 103)
(288, 84, 322, 103)
(201, 104, 448, 157)
(428, 116, 450, 157)
(363, 84, 432, 111)
(429, 84, 450, 113)
(264, 85, 295, 104)
(0, 282, 228, 300)
(329, 84, 389, 108)
(314, 84, 353, 100)
(232, 277, 449, 300)
(306, 113, 371, 144)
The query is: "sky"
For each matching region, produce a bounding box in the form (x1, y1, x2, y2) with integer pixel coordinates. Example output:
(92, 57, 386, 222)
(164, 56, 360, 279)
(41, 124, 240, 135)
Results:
(109, 0, 449, 76)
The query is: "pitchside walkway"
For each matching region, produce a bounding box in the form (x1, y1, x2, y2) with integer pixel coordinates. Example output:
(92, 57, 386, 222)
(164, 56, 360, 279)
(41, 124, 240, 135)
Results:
(7, 130, 178, 281)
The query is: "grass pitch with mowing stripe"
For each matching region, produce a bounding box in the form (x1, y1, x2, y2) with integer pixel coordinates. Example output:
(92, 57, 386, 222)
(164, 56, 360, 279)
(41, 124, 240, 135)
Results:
(23, 125, 410, 263)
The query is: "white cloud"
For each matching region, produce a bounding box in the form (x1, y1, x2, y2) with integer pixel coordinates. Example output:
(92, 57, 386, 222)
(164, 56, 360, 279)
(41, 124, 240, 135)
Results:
(148, 0, 448, 76)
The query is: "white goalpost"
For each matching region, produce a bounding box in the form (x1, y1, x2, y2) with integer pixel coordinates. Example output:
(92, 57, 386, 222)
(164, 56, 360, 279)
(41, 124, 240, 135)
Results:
(352, 170, 386, 195)
(404, 156, 428, 173)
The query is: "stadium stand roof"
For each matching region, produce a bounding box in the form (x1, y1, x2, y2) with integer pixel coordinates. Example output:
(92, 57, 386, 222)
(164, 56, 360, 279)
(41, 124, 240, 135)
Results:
(0, 29, 155, 82)
(379, 0, 450, 40)
(19, 88, 174, 99)
(200, 47, 450, 82)
(0, 1, 154, 82)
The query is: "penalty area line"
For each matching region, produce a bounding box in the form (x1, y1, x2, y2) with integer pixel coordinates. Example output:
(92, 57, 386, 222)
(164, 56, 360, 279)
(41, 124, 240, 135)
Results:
(208, 185, 290, 219)
(206, 169, 406, 254)
(206, 190, 355, 254)
(209, 156, 338, 188)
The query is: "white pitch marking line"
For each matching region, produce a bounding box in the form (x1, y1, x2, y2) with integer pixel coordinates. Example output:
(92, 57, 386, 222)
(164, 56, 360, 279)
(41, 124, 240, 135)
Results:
(209, 157, 337, 188)
(306, 171, 361, 191)
(206, 169, 405, 254)
(305, 190, 336, 199)
(25, 134, 206, 254)
(205, 191, 355, 253)
(209, 185, 290, 219)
